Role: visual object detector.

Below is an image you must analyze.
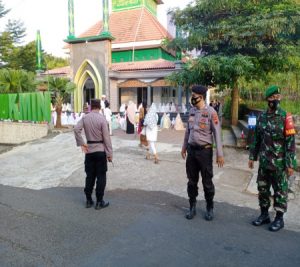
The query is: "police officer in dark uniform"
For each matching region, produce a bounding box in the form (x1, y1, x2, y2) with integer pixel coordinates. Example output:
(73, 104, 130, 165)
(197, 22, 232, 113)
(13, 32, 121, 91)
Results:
(182, 85, 224, 221)
(74, 99, 113, 210)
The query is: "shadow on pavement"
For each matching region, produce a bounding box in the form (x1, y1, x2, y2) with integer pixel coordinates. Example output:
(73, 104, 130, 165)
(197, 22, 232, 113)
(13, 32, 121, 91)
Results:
(0, 185, 299, 267)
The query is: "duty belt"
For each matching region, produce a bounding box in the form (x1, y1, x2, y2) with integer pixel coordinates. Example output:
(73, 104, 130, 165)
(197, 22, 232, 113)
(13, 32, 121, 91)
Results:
(87, 140, 104, 144)
(188, 144, 212, 150)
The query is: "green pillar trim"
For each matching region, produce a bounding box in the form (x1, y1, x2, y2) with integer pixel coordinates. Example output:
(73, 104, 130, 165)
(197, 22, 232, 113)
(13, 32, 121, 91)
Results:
(100, 0, 112, 38)
(68, 0, 75, 39)
(36, 30, 43, 72)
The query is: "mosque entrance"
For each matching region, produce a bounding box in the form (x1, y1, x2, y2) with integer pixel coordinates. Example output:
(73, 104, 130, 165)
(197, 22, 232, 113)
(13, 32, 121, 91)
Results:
(83, 78, 95, 105)
(137, 87, 153, 106)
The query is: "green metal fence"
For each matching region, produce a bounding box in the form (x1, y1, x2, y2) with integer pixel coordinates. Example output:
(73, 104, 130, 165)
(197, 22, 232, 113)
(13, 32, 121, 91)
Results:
(0, 92, 51, 122)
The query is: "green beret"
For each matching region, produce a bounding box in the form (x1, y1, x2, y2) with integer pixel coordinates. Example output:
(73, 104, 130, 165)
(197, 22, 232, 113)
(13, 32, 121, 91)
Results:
(265, 85, 280, 99)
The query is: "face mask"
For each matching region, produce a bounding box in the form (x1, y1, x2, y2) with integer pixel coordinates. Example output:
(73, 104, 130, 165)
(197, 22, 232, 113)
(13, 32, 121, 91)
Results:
(268, 99, 280, 110)
(191, 96, 201, 106)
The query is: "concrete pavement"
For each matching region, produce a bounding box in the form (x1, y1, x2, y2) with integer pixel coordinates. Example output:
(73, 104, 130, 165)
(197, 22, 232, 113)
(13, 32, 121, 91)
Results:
(0, 128, 300, 266)
(1, 186, 300, 266)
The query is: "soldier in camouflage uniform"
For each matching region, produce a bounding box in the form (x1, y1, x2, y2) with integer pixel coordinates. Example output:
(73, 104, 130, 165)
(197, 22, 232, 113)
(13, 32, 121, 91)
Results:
(249, 85, 297, 232)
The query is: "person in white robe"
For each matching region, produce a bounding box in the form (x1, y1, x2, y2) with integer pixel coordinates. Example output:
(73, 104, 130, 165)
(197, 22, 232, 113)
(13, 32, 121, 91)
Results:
(163, 113, 171, 129)
(174, 113, 185, 131)
(144, 103, 159, 164)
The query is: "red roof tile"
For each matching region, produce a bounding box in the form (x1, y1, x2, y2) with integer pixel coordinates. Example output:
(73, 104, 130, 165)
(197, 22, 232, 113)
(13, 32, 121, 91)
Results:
(44, 66, 70, 75)
(78, 8, 172, 44)
(44, 59, 175, 75)
(111, 59, 175, 71)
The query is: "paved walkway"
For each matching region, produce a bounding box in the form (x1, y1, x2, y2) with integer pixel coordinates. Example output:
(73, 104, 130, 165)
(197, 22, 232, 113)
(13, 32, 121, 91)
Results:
(1, 186, 300, 267)
(0, 128, 300, 266)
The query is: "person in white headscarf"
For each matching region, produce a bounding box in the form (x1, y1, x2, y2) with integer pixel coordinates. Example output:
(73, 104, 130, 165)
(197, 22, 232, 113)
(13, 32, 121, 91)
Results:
(174, 113, 185, 131)
(160, 113, 166, 128)
(119, 103, 126, 114)
(100, 95, 106, 114)
(126, 101, 136, 134)
(144, 103, 159, 163)
(163, 113, 171, 129)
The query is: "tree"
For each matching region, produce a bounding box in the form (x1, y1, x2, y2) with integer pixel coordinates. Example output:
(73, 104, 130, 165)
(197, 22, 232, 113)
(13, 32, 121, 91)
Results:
(0, 68, 36, 93)
(44, 54, 69, 70)
(0, 1, 68, 71)
(0, 0, 10, 19)
(5, 19, 26, 44)
(168, 0, 300, 125)
(1, 41, 36, 72)
(48, 76, 76, 128)
(0, 2, 27, 68)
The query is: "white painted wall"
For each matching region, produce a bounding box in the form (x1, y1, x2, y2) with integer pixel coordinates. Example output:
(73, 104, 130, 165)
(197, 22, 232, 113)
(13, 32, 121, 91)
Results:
(0, 122, 48, 144)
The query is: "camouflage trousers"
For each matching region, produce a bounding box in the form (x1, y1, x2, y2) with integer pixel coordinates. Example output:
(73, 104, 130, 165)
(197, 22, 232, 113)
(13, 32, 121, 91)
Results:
(257, 167, 288, 213)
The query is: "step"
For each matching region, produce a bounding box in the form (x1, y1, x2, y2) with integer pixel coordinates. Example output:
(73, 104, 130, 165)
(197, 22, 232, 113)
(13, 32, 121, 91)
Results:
(296, 136, 300, 146)
(231, 125, 247, 148)
(238, 120, 249, 136)
(222, 129, 236, 147)
(297, 146, 300, 161)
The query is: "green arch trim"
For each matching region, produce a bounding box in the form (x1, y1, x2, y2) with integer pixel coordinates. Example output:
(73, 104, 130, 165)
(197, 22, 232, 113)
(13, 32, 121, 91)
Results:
(74, 60, 103, 112)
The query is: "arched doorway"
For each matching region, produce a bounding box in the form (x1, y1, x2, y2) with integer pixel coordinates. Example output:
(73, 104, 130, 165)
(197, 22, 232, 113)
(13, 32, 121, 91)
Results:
(73, 59, 103, 112)
(83, 77, 95, 105)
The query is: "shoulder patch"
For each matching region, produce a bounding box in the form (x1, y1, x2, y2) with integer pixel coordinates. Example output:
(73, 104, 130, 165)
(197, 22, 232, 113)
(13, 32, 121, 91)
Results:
(285, 112, 296, 136)
(212, 112, 219, 125)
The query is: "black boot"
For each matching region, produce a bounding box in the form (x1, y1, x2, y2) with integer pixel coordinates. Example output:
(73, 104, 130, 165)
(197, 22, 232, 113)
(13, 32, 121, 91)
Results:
(185, 200, 196, 220)
(205, 201, 214, 221)
(269, 211, 284, 232)
(252, 208, 270, 226)
(95, 200, 109, 210)
(86, 198, 94, 208)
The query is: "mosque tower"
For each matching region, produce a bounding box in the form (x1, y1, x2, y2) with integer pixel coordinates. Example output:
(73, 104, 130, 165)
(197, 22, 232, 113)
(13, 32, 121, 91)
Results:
(63, 0, 185, 113)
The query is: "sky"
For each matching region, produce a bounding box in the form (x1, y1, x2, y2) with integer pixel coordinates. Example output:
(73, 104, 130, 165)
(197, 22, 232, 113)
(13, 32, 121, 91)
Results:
(1, 0, 192, 58)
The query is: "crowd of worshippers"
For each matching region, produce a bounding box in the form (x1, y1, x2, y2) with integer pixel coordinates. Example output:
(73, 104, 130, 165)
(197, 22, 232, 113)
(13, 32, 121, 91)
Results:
(210, 99, 221, 113)
(52, 99, 186, 134)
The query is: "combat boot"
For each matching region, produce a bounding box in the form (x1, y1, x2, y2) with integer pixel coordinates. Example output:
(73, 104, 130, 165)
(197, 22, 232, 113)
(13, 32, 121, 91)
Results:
(205, 201, 214, 221)
(252, 208, 270, 226)
(185, 200, 196, 220)
(95, 200, 109, 210)
(269, 211, 284, 232)
(86, 199, 94, 208)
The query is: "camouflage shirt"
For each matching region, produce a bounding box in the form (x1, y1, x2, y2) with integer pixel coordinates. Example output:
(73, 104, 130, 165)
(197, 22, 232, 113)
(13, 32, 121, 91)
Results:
(249, 107, 297, 170)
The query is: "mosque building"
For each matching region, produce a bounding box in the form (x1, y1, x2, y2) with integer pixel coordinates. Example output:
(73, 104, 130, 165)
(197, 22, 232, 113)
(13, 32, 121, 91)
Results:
(46, 0, 189, 113)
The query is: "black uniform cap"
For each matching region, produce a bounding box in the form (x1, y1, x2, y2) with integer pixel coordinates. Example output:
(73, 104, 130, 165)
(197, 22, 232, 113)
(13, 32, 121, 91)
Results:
(192, 85, 208, 95)
(91, 99, 101, 109)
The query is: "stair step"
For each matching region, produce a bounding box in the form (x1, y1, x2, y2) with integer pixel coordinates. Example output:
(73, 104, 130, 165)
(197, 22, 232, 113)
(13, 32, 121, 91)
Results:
(231, 125, 247, 148)
(238, 120, 249, 135)
(222, 129, 236, 147)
